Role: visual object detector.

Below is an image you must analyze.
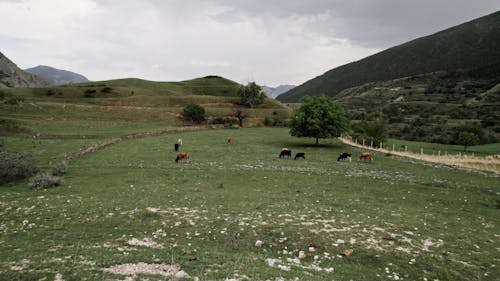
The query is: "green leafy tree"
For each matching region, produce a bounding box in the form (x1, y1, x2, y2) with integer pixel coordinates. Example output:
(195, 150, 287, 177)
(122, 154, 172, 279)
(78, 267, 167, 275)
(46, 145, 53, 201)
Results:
(457, 131, 479, 151)
(355, 120, 388, 148)
(181, 104, 206, 124)
(289, 95, 349, 144)
(237, 82, 265, 108)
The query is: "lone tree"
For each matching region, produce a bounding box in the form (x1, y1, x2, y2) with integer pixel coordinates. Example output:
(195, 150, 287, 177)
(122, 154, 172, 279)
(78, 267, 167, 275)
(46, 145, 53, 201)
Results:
(237, 82, 265, 108)
(289, 95, 349, 145)
(181, 104, 206, 124)
(233, 109, 249, 127)
(457, 131, 479, 152)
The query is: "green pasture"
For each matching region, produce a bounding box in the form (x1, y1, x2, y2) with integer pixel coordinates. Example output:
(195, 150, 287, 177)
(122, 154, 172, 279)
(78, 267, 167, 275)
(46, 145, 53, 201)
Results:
(1, 127, 498, 280)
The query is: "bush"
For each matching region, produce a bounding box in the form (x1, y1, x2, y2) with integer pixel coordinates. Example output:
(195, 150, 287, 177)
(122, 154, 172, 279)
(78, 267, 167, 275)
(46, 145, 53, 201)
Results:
(4, 97, 24, 105)
(29, 172, 64, 190)
(211, 117, 225, 125)
(0, 150, 39, 185)
(101, 87, 113, 93)
(0, 119, 32, 136)
(84, 89, 96, 98)
(52, 160, 68, 176)
(181, 104, 206, 124)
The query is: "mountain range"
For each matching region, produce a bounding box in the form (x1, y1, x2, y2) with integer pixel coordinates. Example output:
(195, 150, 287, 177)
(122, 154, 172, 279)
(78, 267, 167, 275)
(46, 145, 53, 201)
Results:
(24, 65, 90, 85)
(277, 11, 500, 102)
(0, 52, 52, 88)
(261, 84, 296, 99)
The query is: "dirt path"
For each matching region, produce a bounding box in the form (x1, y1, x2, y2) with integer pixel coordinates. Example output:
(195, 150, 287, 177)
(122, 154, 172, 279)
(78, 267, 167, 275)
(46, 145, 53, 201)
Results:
(62, 125, 210, 163)
(339, 137, 500, 174)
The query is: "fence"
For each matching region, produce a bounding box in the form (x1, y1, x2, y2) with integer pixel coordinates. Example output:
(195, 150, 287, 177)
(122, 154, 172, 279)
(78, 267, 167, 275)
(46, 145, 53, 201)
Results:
(339, 136, 500, 174)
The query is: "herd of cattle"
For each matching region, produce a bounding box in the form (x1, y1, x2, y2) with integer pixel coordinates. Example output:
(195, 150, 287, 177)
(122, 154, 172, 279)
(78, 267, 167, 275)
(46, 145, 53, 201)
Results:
(173, 138, 374, 163)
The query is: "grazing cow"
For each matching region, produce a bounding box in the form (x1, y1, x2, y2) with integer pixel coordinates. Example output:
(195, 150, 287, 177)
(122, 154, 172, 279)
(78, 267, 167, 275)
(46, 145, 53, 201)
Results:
(279, 148, 292, 158)
(337, 152, 352, 162)
(359, 152, 374, 161)
(227, 137, 232, 144)
(175, 152, 190, 163)
(294, 152, 305, 160)
(177, 138, 183, 146)
(174, 143, 180, 152)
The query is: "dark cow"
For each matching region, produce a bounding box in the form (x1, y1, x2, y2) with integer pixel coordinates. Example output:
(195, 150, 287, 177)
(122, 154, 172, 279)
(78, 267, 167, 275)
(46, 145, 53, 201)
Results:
(174, 143, 180, 152)
(359, 152, 374, 161)
(175, 152, 190, 163)
(294, 152, 305, 160)
(337, 152, 351, 161)
(279, 148, 292, 158)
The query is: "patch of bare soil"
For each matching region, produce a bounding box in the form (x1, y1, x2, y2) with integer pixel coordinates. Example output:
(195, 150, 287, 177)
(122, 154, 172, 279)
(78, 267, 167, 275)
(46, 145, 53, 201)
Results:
(103, 262, 189, 278)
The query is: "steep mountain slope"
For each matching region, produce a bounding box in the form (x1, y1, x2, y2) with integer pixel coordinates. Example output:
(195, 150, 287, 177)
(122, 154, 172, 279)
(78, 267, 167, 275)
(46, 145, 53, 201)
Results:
(25, 65, 89, 85)
(0, 52, 52, 88)
(335, 65, 500, 144)
(278, 11, 500, 102)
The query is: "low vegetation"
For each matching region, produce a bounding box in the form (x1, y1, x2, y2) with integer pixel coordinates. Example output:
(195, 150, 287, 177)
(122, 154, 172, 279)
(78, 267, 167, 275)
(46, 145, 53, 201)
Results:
(337, 70, 500, 145)
(0, 127, 498, 280)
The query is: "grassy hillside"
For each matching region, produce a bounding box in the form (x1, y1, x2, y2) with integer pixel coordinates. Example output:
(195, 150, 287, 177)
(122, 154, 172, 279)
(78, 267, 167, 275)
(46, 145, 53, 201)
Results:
(0, 75, 291, 131)
(334, 69, 500, 144)
(1, 127, 499, 280)
(278, 11, 500, 102)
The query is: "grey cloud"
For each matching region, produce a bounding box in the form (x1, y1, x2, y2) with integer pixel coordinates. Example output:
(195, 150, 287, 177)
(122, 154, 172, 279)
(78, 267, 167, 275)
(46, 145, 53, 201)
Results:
(208, 0, 500, 48)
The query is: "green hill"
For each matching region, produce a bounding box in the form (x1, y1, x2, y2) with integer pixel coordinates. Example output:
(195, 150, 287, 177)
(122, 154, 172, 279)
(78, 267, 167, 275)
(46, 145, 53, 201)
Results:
(0, 75, 290, 131)
(277, 11, 500, 102)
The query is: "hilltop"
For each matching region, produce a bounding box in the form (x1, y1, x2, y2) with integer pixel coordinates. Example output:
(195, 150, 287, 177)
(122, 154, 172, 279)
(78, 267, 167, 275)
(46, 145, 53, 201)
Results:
(24, 65, 90, 85)
(0, 52, 52, 88)
(0, 75, 290, 128)
(277, 11, 500, 102)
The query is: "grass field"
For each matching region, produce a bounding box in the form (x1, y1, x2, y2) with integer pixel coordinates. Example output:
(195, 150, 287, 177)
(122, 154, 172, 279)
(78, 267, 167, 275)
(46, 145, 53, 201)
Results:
(1, 127, 499, 280)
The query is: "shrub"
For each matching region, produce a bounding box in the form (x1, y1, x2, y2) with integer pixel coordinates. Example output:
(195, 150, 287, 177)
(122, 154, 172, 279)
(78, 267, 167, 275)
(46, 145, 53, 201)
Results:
(29, 172, 64, 190)
(101, 87, 113, 93)
(4, 97, 24, 105)
(0, 149, 39, 185)
(0, 119, 32, 136)
(84, 89, 96, 98)
(211, 117, 225, 125)
(181, 104, 206, 124)
(52, 160, 68, 176)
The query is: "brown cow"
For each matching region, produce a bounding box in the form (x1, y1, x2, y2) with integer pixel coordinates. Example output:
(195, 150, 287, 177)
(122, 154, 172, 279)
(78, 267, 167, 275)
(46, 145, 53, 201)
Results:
(227, 137, 232, 144)
(359, 152, 374, 161)
(175, 152, 190, 163)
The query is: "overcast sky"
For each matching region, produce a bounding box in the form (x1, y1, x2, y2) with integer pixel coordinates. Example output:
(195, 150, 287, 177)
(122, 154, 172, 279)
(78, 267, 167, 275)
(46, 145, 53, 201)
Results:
(1, 0, 499, 86)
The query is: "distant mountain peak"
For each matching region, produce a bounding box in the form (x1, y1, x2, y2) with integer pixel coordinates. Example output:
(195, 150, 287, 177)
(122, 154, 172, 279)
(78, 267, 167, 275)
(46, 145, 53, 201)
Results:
(24, 65, 90, 85)
(0, 52, 52, 88)
(261, 84, 296, 99)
